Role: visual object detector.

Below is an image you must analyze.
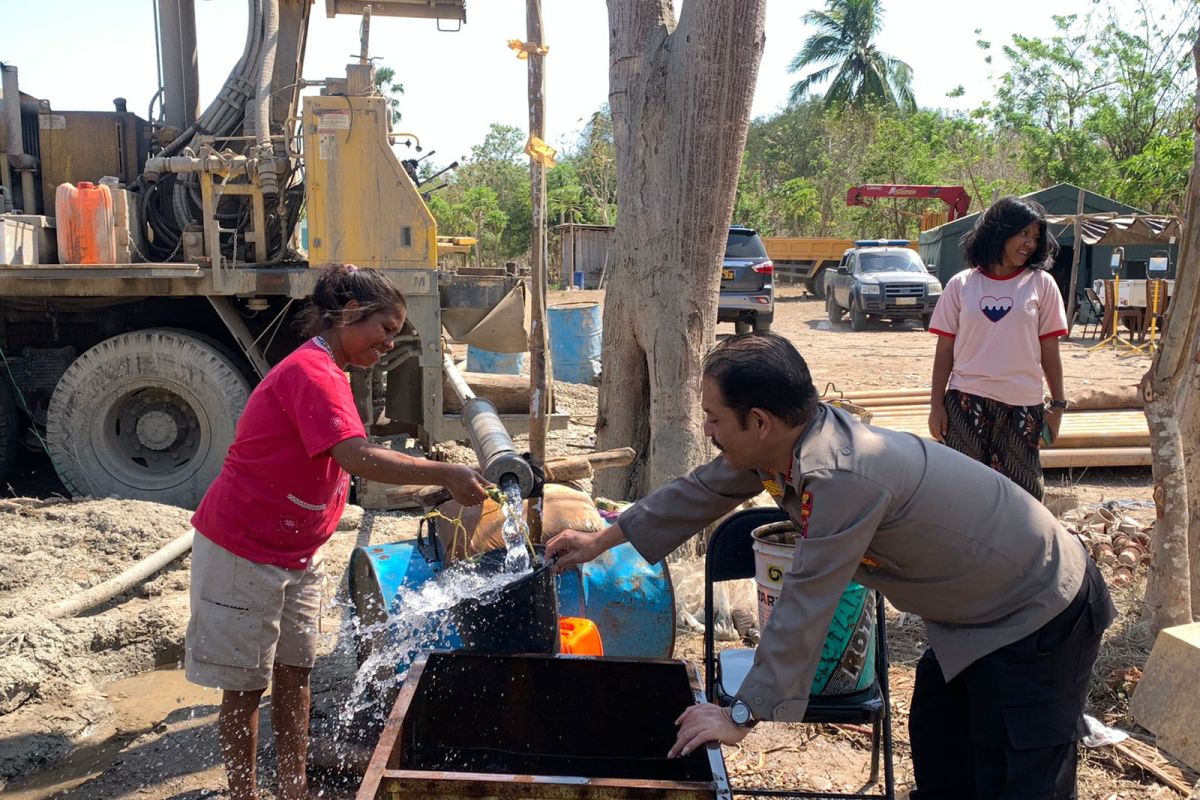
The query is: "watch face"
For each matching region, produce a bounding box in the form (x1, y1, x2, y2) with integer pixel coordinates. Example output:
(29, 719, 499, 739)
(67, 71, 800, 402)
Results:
(731, 701, 751, 725)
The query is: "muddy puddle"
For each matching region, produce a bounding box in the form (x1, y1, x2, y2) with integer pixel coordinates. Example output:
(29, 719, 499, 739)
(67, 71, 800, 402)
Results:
(5, 669, 219, 799)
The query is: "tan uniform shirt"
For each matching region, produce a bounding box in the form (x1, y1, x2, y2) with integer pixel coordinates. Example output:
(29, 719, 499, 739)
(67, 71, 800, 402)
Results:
(618, 403, 1089, 723)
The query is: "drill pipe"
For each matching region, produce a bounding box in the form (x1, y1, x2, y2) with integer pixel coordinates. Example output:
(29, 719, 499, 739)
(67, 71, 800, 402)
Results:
(443, 355, 534, 497)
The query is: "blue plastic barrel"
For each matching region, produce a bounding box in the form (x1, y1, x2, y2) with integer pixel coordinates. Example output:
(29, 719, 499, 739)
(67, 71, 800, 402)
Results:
(547, 301, 602, 385)
(572, 270, 586, 289)
(466, 346, 526, 375)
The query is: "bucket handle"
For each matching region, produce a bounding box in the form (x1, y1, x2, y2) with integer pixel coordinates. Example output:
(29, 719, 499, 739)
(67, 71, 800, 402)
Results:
(820, 381, 845, 400)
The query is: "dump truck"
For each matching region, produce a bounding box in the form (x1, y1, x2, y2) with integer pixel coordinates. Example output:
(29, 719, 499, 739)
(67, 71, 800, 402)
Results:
(0, 0, 560, 507)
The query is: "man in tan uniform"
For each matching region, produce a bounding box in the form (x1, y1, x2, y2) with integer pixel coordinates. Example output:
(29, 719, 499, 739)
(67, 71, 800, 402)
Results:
(547, 333, 1114, 800)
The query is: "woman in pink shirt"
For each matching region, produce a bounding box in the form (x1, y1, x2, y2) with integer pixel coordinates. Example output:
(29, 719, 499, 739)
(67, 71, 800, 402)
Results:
(186, 264, 487, 800)
(926, 197, 1069, 500)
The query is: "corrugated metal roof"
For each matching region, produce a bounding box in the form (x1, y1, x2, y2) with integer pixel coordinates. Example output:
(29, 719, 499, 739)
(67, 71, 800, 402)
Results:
(1044, 213, 1181, 246)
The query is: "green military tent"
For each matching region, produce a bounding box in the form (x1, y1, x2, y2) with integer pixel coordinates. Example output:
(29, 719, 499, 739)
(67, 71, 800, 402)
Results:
(918, 184, 1179, 309)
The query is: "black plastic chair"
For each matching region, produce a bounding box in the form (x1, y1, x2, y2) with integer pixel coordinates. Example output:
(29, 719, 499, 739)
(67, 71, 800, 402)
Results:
(1079, 288, 1105, 340)
(703, 507, 895, 800)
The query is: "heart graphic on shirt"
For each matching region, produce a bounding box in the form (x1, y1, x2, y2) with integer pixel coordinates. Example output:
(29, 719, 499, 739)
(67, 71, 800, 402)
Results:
(980, 295, 1014, 322)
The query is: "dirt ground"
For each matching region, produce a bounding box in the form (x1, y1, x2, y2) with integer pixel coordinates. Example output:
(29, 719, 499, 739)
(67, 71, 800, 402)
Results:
(1, 285, 1191, 799)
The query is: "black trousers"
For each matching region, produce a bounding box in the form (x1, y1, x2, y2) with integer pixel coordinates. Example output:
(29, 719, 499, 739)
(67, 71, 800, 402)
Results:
(908, 559, 1113, 800)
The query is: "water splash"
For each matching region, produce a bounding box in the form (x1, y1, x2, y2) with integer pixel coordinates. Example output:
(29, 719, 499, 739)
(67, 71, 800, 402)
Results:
(499, 476, 534, 573)
(337, 560, 531, 727)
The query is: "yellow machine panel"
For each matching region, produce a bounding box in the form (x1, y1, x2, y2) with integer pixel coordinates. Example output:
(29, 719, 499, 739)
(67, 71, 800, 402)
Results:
(302, 95, 437, 269)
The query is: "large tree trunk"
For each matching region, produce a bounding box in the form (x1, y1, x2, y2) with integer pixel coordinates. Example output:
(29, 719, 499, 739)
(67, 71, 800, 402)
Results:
(1141, 36, 1200, 633)
(594, 0, 766, 503)
(1179, 341, 1200, 617)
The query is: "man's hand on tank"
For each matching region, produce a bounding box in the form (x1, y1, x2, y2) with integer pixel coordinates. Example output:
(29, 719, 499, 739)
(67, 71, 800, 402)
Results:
(668, 703, 747, 758)
(444, 465, 489, 506)
(544, 529, 600, 572)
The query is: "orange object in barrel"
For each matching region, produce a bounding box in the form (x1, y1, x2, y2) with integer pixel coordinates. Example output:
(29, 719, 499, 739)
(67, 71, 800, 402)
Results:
(55, 181, 117, 264)
(559, 616, 604, 656)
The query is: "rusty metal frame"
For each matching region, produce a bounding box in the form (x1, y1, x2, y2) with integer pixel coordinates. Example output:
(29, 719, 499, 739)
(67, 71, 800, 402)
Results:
(357, 654, 731, 800)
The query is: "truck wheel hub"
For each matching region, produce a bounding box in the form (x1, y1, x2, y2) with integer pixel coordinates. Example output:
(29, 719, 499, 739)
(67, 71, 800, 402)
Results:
(136, 409, 181, 451)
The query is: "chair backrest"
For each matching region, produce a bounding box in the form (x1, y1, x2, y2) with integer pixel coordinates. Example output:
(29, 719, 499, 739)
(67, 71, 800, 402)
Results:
(1084, 286, 1103, 308)
(704, 507, 788, 700)
(705, 506, 788, 585)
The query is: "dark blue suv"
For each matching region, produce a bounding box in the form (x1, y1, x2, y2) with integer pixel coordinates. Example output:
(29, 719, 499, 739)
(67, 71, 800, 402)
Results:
(718, 226, 774, 333)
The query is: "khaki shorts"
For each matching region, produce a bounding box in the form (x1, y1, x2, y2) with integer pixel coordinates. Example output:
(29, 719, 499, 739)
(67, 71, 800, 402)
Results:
(185, 531, 324, 692)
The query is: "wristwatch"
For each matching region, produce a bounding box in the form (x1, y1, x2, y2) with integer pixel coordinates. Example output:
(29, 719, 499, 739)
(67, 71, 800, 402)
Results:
(730, 699, 756, 728)
(1047, 399, 1069, 411)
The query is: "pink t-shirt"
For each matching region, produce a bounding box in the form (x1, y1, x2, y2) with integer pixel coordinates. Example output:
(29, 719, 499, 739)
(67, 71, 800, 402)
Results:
(192, 340, 366, 569)
(928, 267, 1068, 406)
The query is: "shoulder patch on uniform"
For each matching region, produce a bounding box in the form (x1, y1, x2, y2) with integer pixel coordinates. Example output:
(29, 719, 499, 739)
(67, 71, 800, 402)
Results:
(761, 479, 783, 498)
(799, 490, 813, 538)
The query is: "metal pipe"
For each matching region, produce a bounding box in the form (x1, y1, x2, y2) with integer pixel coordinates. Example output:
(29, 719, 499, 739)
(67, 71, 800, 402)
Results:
(443, 354, 535, 497)
(156, 0, 201, 130)
(254, 0, 280, 195)
(0, 65, 34, 213)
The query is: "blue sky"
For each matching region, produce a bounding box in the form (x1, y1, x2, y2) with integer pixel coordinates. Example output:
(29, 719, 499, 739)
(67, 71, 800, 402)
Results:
(0, 0, 1187, 170)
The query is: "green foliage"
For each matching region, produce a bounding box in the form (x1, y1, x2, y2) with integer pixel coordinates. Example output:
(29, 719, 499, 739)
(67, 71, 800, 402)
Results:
(428, 0, 1193, 264)
(373, 66, 404, 125)
(571, 109, 618, 224)
(987, 0, 1197, 211)
(788, 0, 916, 112)
(434, 123, 531, 263)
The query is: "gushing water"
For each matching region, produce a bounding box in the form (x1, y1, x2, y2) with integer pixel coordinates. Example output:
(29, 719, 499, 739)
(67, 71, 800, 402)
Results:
(499, 476, 534, 573)
(338, 560, 531, 727)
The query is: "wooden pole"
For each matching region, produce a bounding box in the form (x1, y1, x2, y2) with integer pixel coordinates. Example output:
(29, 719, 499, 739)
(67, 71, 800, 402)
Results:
(1065, 190, 1084, 331)
(526, 0, 551, 466)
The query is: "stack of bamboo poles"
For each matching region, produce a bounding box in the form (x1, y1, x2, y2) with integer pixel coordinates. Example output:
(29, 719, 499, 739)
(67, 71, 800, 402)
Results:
(829, 388, 1151, 469)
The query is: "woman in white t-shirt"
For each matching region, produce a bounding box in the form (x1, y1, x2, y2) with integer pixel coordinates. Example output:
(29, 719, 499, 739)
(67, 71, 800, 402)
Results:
(926, 197, 1069, 500)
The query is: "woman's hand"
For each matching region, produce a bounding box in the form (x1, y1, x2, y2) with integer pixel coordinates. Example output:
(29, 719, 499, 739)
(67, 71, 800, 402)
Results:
(667, 703, 747, 758)
(928, 403, 948, 442)
(1042, 407, 1064, 448)
(441, 464, 489, 506)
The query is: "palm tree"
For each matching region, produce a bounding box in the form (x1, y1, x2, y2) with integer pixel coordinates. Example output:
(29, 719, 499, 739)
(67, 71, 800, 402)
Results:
(373, 66, 404, 125)
(788, 0, 915, 112)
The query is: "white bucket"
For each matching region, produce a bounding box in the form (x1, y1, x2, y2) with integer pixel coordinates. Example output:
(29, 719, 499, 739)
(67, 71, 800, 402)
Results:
(749, 519, 879, 695)
(750, 520, 798, 630)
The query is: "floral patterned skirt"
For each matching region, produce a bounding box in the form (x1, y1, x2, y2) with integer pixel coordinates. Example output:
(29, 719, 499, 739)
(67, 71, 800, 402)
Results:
(943, 389, 1045, 501)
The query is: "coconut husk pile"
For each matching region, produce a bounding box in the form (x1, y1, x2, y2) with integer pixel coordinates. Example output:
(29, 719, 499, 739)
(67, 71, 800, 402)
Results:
(1060, 503, 1152, 587)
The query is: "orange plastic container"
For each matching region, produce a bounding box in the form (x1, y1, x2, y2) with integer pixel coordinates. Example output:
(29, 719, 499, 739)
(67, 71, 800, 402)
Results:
(55, 181, 117, 264)
(558, 616, 604, 656)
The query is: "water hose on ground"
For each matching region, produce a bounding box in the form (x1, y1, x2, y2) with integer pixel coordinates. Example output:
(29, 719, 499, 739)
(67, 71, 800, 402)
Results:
(1, 529, 194, 645)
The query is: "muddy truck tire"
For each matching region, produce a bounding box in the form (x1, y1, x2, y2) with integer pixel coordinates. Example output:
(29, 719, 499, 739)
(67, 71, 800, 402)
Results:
(46, 329, 251, 508)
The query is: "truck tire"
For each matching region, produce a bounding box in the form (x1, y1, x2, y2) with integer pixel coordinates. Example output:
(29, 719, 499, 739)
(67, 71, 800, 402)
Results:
(0, 379, 20, 486)
(811, 269, 827, 300)
(921, 313, 933, 330)
(850, 298, 868, 332)
(46, 329, 252, 508)
(734, 319, 752, 335)
(753, 312, 773, 333)
(826, 293, 844, 323)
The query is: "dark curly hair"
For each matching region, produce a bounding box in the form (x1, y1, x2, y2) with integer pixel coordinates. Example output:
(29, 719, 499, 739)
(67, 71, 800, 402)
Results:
(703, 332, 818, 428)
(298, 264, 407, 337)
(960, 196, 1058, 274)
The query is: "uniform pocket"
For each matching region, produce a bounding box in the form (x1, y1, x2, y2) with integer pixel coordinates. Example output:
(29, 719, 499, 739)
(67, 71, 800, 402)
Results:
(189, 598, 264, 670)
(1002, 698, 1086, 750)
